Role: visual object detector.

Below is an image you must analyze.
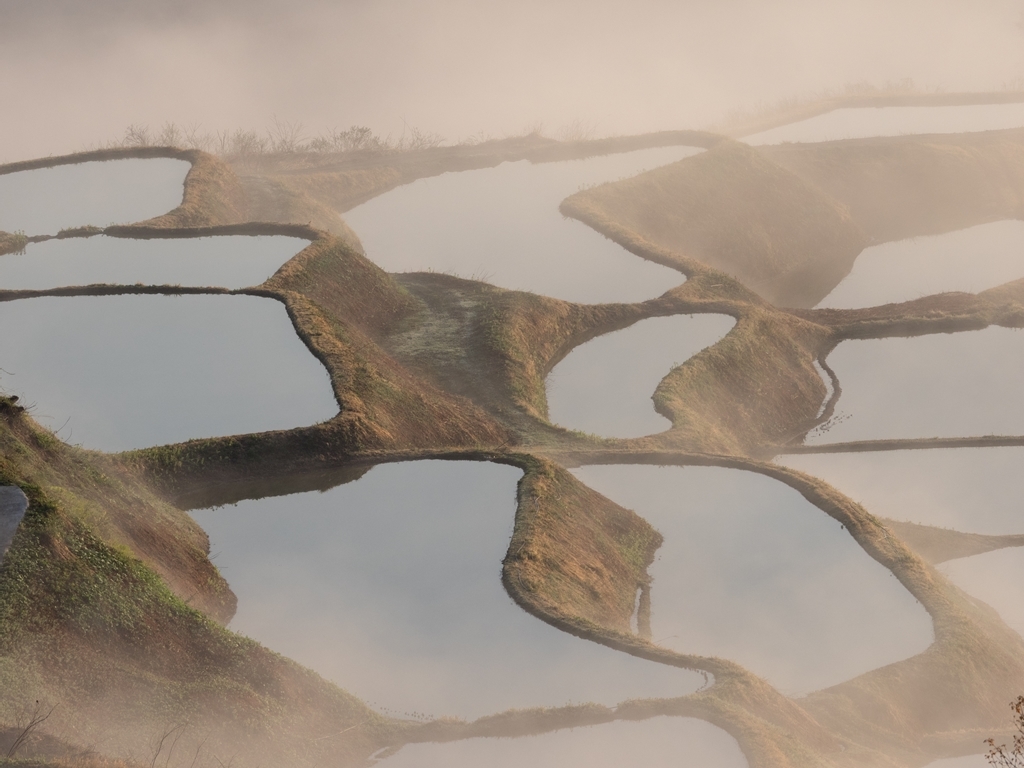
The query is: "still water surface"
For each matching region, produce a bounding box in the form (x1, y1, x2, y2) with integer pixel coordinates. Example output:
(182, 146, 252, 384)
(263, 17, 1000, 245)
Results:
(0, 295, 337, 451)
(745, 103, 1024, 145)
(345, 147, 700, 304)
(546, 314, 735, 438)
(0, 235, 307, 291)
(190, 461, 704, 720)
(0, 486, 28, 566)
(379, 716, 747, 768)
(817, 221, 1024, 309)
(571, 464, 934, 695)
(779, 448, 1024, 535)
(0, 158, 189, 236)
(807, 327, 1024, 444)
(941, 548, 1024, 639)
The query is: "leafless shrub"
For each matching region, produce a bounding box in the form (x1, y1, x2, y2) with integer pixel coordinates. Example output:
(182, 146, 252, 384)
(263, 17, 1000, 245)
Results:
(558, 118, 597, 142)
(6, 700, 57, 759)
(987, 696, 1024, 766)
(121, 124, 153, 148)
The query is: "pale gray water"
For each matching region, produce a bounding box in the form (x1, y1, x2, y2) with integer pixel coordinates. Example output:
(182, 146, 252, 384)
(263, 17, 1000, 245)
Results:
(571, 464, 933, 696)
(745, 103, 1024, 145)
(0, 295, 337, 452)
(778, 448, 1024, 535)
(807, 327, 1024, 444)
(817, 221, 1024, 309)
(0, 158, 189, 236)
(941, 548, 1024, 638)
(0, 486, 29, 566)
(190, 461, 704, 720)
(378, 716, 747, 768)
(546, 314, 735, 438)
(921, 757, 989, 768)
(0, 235, 307, 290)
(344, 147, 700, 304)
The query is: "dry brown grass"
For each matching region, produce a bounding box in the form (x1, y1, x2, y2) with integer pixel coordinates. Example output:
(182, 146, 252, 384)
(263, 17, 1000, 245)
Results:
(763, 129, 1024, 244)
(563, 141, 867, 308)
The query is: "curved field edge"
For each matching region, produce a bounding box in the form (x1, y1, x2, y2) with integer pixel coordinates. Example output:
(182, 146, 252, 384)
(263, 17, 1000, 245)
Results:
(4, 126, 1024, 767)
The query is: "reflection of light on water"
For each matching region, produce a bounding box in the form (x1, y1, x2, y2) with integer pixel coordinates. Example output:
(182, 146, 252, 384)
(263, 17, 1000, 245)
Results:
(546, 314, 735, 438)
(817, 221, 1024, 309)
(378, 716, 747, 768)
(0, 295, 338, 451)
(745, 103, 1024, 145)
(0, 234, 306, 291)
(806, 327, 1024, 444)
(345, 146, 700, 304)
(941, 548, 1024, 639)
(191, 461, 704, 720)
(572, 464, 933, 696)
(0, 158, 189, 236)
(779, 447, 1024, 535)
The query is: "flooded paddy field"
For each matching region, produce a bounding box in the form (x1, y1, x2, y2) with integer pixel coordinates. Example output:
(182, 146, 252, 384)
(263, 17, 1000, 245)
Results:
(817, 220, 1024, 309)
(378, 715, 747, 768)
(806, 326, 1024, 444)
(0, 158, 189, 236)
(344, 146, 699, 304)
(940, 548, 1024, 638)
(570, 464, 933, 696)
(0, 294, 337, 451)
(779, 447, 1024, 535)
(0, 234, 307, 291)
(745, 102, 1024, 145)
(546, 313, 735, 437)
(4, 111, 1024, 768)
(190, 460, 704, 720)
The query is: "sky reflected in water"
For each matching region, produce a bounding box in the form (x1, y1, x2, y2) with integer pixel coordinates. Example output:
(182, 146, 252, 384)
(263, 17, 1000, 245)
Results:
(808, 327, 1024, 443)
(0, 235, 306, 291)
(0, 295, 337, 451)
(0, 158, 189, 236)
(345, 147, 698, 304)
(191, 461, 704, 720)
(817, 220, 1024, 309)
(379, 716, 747, 768)
(779, 448, 1024, 535)
(746, 103, 1024, 145)
(572, 464, 933, 696)
(546, 314, 734, 437)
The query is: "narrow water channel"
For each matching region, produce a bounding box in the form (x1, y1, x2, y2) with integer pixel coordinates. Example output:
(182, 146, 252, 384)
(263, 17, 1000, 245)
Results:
(0, 234, 307, 291)
(744, 102, 1024, 145)
(378, 716, 747, 768)
(545, 314, 735, 438)
(779, 448, 1024, 535)
(0, 486, 28, 566)
(570, 464, 933, 696)
(806, 327, 1024, 444)
(0, 295, 337, 451)
(189, 461, 705, 721)
(0, 158, 189, 236)
(344, 147, 701, 304)
(816, 220, 1024, 309)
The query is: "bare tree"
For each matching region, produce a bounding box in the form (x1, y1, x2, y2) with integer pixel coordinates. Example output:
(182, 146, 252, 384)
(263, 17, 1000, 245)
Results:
(987, 696, 1024, 767)
(6, 700, 57, 759)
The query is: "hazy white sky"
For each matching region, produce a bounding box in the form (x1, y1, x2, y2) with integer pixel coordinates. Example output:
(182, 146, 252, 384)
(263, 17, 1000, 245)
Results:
(3, 0, 1024, 160)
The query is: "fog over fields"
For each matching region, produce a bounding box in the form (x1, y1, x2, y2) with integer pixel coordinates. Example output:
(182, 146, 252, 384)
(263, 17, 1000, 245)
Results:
(3, 0, 1024, 160)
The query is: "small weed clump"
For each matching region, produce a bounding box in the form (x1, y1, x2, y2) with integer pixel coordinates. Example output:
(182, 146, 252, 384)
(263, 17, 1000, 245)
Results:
(0, 230, 28, 256)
